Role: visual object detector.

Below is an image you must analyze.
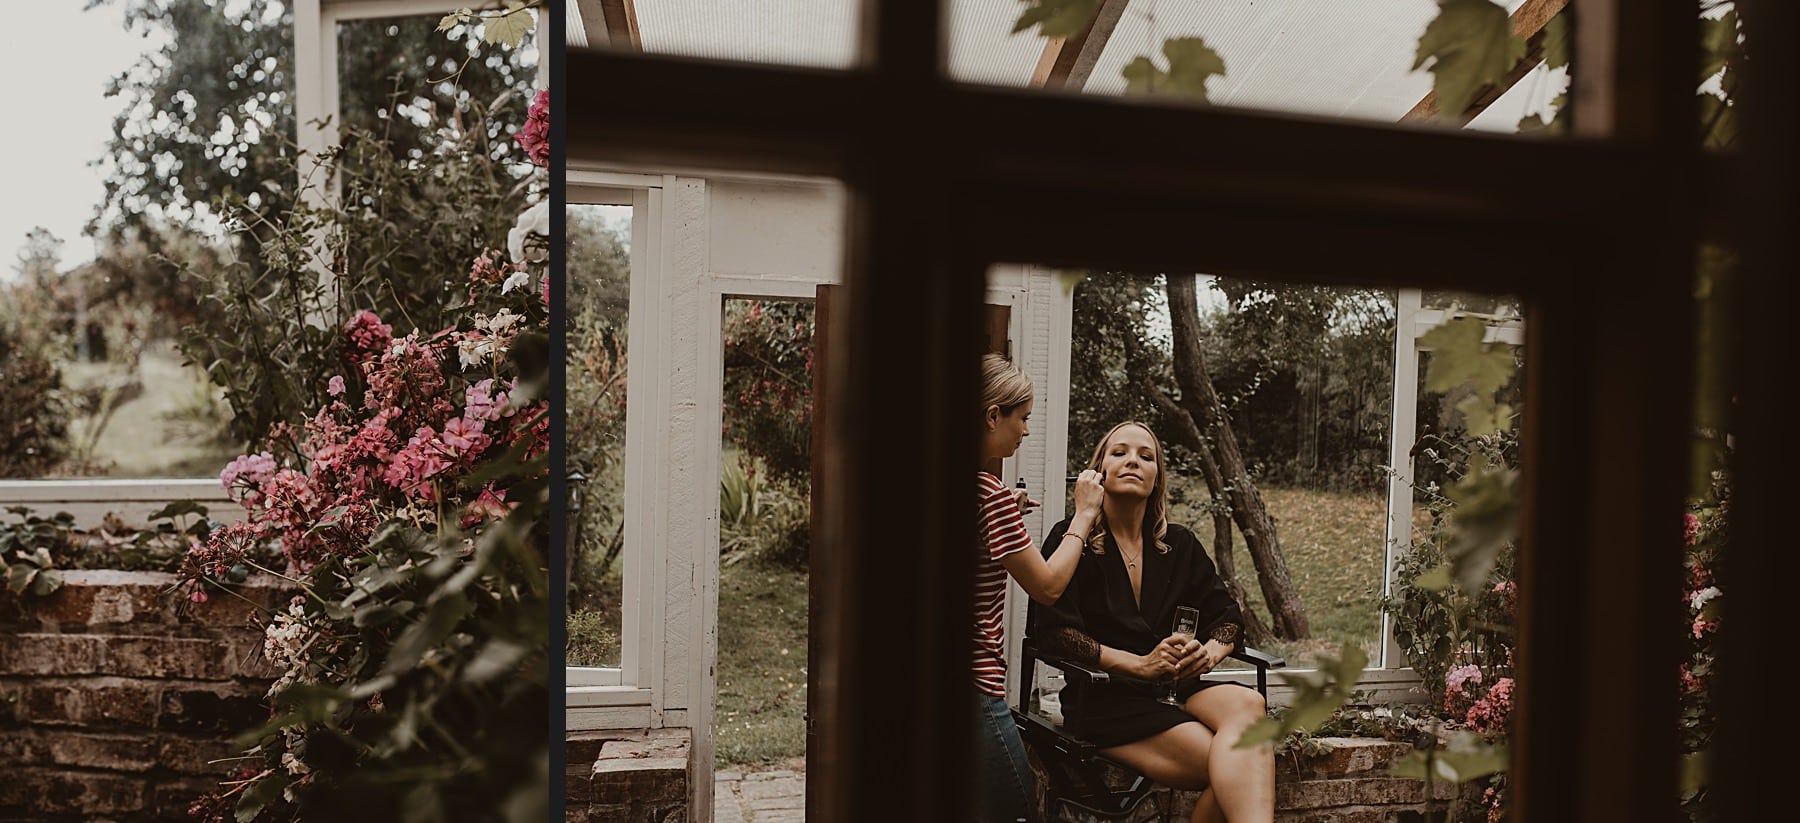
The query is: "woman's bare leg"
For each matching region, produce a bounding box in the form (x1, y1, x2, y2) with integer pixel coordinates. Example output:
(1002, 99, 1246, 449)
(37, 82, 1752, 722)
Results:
(1097, 721, 1215, 790)
(1190, 788, 1224, 823)
(1184, 686, 1275, 823)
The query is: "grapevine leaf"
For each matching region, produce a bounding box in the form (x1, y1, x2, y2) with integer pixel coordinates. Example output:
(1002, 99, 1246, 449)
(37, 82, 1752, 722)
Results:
(1698, 10, 1739, 82)
(438, 10, 471, 32)
(1414, 0, 1526, 117)
(235, 773, 291, 823)
(1541, 14, 1570, 70)
(482, 7, 535, 49)
(1421, 317, 1514, 395)
(1457, 395, 1513, 436)
(1122, 56, 1165, 95)
(1012, 0, 1101, 38)
(1161, 38, 1226, 100)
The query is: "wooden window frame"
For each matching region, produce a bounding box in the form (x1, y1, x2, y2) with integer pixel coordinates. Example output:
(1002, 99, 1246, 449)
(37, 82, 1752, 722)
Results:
(567, 1, 1792, 821)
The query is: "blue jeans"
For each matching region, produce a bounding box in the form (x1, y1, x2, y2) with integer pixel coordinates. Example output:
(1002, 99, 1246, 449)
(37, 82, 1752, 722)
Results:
(975, 690, 1033, 823)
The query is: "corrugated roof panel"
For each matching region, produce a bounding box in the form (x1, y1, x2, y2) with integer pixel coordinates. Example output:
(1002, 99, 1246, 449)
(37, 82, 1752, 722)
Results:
(947, 0, 1045, 87)
(633, 0, 860, 69)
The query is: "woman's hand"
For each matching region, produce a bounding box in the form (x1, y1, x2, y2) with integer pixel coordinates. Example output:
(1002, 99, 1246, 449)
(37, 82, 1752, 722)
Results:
(1072, 469, 1104, 518)
(1124, 645, 1178, 681)
(1012, 488, 1041, 513)
(1173, 638, 1232, 679)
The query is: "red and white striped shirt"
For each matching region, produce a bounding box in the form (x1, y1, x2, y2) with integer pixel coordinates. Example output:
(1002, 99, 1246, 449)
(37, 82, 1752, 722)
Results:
(975, 471, 1032, 697)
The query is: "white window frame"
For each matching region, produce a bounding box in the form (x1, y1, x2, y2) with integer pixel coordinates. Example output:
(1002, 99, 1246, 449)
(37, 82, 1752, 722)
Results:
(1380, 288, 1526, 671)
(566, 170, 665, 729)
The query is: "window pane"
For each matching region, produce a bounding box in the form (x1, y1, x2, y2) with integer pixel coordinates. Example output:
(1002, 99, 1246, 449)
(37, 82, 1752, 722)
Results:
(568, 203, 633, 669)
(337, 13, 540, 163)
(573, 0, 859, 70)
(717, 296, 814, 770)
(949, 0, 1574, 137)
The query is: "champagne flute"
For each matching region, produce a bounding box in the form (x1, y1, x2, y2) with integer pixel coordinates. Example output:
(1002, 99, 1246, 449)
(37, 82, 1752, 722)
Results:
(1159, 606, 1202, 705)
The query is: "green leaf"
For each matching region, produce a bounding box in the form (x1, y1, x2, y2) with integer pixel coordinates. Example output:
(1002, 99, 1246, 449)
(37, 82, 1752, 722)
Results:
(1457, 395, 1513, 436)
(7, 564, 39, 595)
(1393, 732, 1508, 783)
(1235, 647, 1366, 750)
(235, 773, 291, 823)
(1445, 466, 1520, 592)
(1421, 317, 1514, 395)
(29, 569, 63, 597)
(1012, 0, 1101, 38)
(1121, 56, 1165, 95)
(1414, 0, 1526, 117)
(146, 500, 209, 521)
(481, 7, 535, 49)
(464, 638, 528, 684)
(383, 591, 471, 676)
(1414, 563, 1453, 592)
(1161, 38, 1226, 99)
(1540, 14, 1570, 71)
(1699, 10, 1739, 82)
(438, 10, 471, 32)
(1681, 749, 1710, 792)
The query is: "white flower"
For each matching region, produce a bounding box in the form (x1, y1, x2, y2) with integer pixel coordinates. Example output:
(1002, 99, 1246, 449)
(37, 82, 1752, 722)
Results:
(1690, 586, 1721, 610)
(501, 268, 530, 294)
(486, 308, 522, 334)
(457, 334, 495, 370)
(507, 200, 549, 263)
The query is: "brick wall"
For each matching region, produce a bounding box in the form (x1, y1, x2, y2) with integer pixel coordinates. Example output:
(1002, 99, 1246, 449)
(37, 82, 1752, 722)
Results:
(1034, 736, 1460, 823)
(0, 570, 286, 822)
(567, 728, 690, 823)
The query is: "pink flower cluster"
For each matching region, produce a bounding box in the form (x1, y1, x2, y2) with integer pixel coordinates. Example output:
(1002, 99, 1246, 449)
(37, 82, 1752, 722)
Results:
(193, 313, 538, 572)
(1445, 664, 1483, 710)
(514, 89, 550, 167)
(1464, 677, 1514, 734)
(469, 248, 526, 287)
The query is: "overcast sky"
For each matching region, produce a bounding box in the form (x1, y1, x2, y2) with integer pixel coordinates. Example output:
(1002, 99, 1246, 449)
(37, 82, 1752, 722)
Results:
(1, 4, 167, 275)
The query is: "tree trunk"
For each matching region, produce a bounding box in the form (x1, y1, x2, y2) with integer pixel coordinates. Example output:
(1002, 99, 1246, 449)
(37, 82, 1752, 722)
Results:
(1142, 383, 1278, 647)
(1165, 275, 1311, 640)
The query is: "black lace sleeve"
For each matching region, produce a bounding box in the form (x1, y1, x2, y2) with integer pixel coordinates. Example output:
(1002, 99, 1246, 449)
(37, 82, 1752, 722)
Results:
(1040, 625, 1101, 667)
(1209, 622, 1241, 650)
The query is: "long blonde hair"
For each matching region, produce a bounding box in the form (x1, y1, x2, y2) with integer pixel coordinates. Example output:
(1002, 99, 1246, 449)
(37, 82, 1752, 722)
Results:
(1079, 421, 1171, 554)
(980, 353, 1034, 418)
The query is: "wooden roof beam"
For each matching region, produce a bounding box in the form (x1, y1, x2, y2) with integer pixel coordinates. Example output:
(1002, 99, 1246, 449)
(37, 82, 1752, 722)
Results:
(1030, 0, 1131, 90)
(588, 0, 641, 51)
(1403, 0, 1568, 125)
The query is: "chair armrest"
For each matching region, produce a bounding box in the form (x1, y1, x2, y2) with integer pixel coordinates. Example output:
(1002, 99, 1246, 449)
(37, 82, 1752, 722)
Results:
(1028, 644, 1110, 686)
(1232, 646, 1286, 669)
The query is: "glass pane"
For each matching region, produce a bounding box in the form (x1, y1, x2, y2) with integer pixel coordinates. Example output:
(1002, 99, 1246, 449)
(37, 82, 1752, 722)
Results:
(717, 297, 815, 771)
(337, 13, 540, 164)
(574, 0, 859, 70)
(568, 203, 633, 669)
(949, 0, 1574, 136)
(0, 4, 242, 480)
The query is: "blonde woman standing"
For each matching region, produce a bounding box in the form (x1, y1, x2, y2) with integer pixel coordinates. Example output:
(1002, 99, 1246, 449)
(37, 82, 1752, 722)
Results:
(974, 353, 1104, 823)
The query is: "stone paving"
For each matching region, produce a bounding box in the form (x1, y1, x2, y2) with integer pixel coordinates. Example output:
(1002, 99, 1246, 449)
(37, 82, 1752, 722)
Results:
(715, 768, 806, 823)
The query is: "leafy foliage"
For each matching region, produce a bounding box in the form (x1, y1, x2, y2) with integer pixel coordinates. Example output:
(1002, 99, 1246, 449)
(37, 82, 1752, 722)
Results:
(721, 300, 815, 487)
(1236, 646, 1368, 749)
(179, 107, 536, 450)
(1413, 0, 1526, 117)
(1122, 38, 1226, 100)
(1011, 0, 1102, 38)
(0, 321, 72, 477)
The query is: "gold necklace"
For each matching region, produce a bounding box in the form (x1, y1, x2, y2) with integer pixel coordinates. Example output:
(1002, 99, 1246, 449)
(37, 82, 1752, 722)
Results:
(1120, 546, 1143, 570)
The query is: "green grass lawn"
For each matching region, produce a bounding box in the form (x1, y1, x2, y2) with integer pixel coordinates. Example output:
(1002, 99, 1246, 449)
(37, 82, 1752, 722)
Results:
(564, 482, 1394, 769)
(715, 558, 809, 770)
(1167, 480, 1391, 670)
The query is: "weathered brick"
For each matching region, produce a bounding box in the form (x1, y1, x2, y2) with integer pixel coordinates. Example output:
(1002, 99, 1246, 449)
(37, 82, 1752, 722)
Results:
(1278, 778, 1356, 810)
(109, 636, 239, 680)
(46, 732, 159, 772)
(151, 776, 223, 819)
(1, 768, 149, 816)
(592, 764, 687, 804)
(21, 571, 170, 627)
(0, 634, 107, 675)
(158, 687, 267, 733)
(157, 735, 247, 775)
(1351, 777, 1426, 805)
(22, 679, 160, 728)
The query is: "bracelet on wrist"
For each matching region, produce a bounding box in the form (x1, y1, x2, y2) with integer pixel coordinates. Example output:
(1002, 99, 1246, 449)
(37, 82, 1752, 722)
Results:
(1062, 531, 1086, 544)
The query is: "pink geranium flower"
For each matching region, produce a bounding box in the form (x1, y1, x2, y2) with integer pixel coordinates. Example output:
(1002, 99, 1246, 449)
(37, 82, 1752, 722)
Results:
(514, 89, 550, 167)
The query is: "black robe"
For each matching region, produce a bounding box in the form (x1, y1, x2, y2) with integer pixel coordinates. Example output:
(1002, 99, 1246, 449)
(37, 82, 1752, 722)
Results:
(1037, 518, 1252, 748)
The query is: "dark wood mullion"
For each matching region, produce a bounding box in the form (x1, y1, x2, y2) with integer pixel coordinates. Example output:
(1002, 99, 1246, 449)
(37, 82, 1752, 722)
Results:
(1718, 2, 1800, 819)
(1511, 1, 1699, 821)
(814, 1, 981, 821)
(567, 48, 1626, 218)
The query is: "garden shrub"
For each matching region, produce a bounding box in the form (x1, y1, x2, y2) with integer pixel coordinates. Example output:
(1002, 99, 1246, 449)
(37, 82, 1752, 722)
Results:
(0, 322, 72, 477)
